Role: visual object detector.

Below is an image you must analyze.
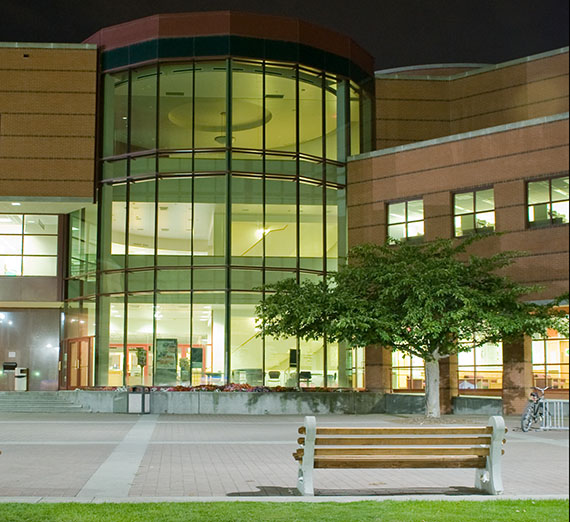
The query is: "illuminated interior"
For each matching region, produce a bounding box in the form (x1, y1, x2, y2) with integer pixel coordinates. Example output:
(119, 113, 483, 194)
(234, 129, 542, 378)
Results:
(66, 57, 370, 388)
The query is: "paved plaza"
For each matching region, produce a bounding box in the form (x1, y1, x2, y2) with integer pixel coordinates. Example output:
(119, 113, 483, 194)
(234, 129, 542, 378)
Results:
(0, 412, 568, 503)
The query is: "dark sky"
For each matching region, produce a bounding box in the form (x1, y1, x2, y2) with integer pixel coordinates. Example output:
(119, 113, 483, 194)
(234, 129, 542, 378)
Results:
(1, 0, 568, 70)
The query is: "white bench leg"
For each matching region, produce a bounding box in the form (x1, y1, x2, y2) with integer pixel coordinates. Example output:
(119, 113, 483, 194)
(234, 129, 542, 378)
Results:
(297, 416, 316, 496)
(475, 415, 505, 495)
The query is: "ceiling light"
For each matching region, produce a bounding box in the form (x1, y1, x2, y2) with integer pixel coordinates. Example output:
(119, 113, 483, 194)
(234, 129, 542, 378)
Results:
(11, 202, 21, 206)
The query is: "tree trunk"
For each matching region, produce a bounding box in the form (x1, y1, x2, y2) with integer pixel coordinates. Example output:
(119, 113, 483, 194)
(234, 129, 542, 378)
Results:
(424, 358, 440, 418)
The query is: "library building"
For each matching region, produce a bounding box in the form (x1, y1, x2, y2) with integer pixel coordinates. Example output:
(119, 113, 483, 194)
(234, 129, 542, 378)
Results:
(0, 12, 568, 414)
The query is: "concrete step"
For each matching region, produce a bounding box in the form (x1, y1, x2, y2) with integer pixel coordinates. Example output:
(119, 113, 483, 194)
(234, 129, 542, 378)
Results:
(0, 392, 90, 412)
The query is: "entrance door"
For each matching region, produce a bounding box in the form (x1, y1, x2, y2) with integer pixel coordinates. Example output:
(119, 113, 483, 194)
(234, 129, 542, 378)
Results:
(64, 337, 93, 389)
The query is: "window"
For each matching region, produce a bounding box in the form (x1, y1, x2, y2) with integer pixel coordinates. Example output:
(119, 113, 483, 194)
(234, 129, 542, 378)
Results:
(392, 351, 425, 390)
(528, 176, 569, 228)
(454, 188, 495, 237)
(0, 215, 59, 276)
(532, 330, 569, 389)
(387, 199, 424, 243)
(457, 342, 502, 391)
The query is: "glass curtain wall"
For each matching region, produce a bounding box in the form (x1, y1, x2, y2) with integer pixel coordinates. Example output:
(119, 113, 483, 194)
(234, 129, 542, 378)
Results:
(69, 57, 369, 388)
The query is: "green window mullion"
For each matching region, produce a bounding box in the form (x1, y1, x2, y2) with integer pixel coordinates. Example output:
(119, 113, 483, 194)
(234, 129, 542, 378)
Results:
(261, 61, 267, 385)
(225, 58, 232, 385)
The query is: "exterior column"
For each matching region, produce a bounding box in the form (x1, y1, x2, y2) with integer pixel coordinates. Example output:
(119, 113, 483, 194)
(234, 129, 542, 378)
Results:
(439, 355, 458, 414)
(365, 345, 392, 393)
(502, 336, 533, 414)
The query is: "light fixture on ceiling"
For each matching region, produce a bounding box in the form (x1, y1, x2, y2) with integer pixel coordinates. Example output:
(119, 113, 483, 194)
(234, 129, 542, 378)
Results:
(214, 111, 235, 145)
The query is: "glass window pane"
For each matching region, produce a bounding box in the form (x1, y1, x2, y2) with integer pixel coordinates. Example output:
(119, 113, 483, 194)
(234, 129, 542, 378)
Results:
(157, 178, 192, 260)
(325, 76, 343, 161)
(23, 256, 57, 276)
(0, 256, 22, 276)
(300, 338, 325, 387)
(407, 199, 424, 221)
(528, 203, 550, 225)
(349, 85, 361, 156)
(232, 151, 263, 174)
(194, 62, 227, 149)
(102, 159, 127, 180)
(159, 64, 193, 150)
(475, 211, 495, 230)
(156, 269, 191, 291)
(458, 349, 475, 365)
(102, 71, 129, 157)
(130, 66, 157, 151)
(265, 178, 297, 268)
(299, 70, 323, 157)
(102, 183, 127, 270)
(24, 215, 58, 235)
(454, 193, 473, 215)
(193, 294, 225, 385)
(455, 214, 475, 236)
(476, 189, 494, 212)
(125, 295, 155, 386)
(326, 187, 345, 271)
(231, 177, 263, 263)
(528, 180, 550, 204)
(265, 64, 297, 153)
(388, 203, 405, 224)
(407, 220, 424, 238)
(387, 223, 405, 241)
(128, 180, 156, 267)
(300, 182, 323, 270)
(232, 61, 263, 151)
(532, 340, 545, 364)
(231, 294, 263, 386)
(156, 293, 191, 386)
(193, 176, 226, 263)
(551, 201, 569, 224)
(23, 235, 57, 255)
(130, 155, 155, 176)
(551, 176, 569, 202)
(0, 214, 23, 234)
(0, 235, 22, 254)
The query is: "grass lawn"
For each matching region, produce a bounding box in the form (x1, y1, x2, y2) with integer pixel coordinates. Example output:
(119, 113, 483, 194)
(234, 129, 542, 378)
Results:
(0, 500, 568, 522)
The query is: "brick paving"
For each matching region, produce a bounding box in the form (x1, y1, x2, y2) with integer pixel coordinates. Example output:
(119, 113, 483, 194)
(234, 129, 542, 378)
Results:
(0, 412, 567, 501)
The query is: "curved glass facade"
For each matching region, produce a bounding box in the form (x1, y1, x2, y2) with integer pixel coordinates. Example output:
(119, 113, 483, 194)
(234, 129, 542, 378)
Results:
(66, 56, 373, 388)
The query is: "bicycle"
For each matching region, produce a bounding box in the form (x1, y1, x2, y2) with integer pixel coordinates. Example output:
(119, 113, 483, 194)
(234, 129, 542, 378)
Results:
(520, 386, 549, 432)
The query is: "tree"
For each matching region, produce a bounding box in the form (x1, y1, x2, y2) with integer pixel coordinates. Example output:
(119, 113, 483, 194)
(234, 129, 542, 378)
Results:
(256, 237, 568, 417)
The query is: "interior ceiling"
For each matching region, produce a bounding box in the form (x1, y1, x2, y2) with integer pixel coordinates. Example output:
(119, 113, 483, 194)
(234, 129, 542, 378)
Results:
(113, 65, 339, 152)
(0, 201, 94, 215)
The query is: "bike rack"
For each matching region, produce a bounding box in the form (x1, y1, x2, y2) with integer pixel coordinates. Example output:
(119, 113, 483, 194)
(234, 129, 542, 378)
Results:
(541, 400, 569, 431)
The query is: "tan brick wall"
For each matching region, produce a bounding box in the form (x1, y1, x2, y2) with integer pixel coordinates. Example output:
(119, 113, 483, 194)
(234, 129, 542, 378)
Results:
(348, 118, 569, 300)
(375, 50, 569, 148)
(0, 47, 97, 199)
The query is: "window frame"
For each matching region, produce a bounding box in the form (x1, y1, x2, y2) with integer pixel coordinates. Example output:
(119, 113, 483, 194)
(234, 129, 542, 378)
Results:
(386, 198, 424, 243)
(453, 187, 495, 237)
(527, 174, 570, 229)
(0, 214, 59, 277)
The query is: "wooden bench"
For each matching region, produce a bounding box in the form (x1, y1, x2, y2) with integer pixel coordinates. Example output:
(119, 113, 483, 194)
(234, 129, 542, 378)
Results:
(293, 415, 506, 496)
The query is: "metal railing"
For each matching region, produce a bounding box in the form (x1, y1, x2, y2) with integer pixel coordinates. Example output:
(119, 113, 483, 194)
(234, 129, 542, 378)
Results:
(541, 400, 569, 431)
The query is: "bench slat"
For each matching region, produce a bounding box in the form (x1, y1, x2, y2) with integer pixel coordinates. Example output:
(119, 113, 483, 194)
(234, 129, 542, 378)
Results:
(314, 455, 487, 469)
(298, 436, 492, 446)
(299, 426, 493, 435)
(299, 446, 491, 457)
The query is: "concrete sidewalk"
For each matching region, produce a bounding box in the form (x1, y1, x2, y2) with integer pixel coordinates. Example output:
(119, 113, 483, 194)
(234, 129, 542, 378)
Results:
(0, 413, 567, 502)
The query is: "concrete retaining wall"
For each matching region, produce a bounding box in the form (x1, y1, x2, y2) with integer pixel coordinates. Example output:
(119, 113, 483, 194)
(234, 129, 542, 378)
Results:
(150, 391, 386, 415)
(452, 395, 503, 415)
(16, 390, 506, 415)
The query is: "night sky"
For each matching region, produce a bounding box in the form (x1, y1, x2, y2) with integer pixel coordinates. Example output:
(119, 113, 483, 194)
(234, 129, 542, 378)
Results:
(1, 0, 568, 70)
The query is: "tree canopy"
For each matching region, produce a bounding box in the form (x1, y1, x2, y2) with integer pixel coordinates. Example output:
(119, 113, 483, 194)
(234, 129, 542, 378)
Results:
(256, 237, 568, 416)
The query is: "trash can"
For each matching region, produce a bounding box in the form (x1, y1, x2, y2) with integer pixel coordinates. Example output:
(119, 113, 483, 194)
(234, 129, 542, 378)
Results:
(127, 386, 151, 413)
(14, 367, 28, 391)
